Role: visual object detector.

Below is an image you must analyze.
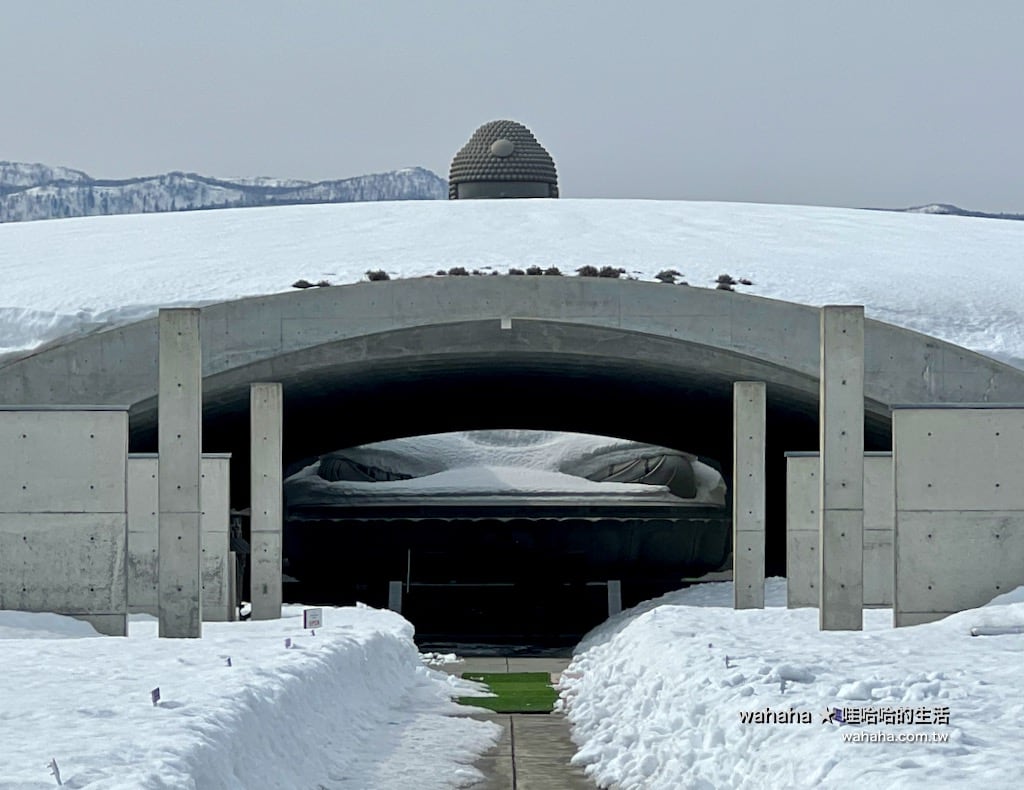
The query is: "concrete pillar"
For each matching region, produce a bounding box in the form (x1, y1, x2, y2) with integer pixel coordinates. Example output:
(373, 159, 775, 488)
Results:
(733, 381, 766, 609)
(819, 306, 865, 630)
(388, 580, 403, 613)
(158, 308, 203, 638)
(250, 383, 283, 620)
(607, 580, 622, 617)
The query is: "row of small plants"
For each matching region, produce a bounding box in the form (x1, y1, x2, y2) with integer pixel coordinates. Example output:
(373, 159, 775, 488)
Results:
(293, 268, 753, 289)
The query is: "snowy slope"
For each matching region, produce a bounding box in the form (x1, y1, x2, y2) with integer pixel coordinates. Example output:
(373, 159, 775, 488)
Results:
(558, 580, 1024, 790)
(2, 198, 1024, 366)
(0, 606, 497, 789)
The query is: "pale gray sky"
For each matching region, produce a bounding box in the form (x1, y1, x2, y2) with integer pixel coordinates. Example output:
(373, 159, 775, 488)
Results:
(4, 1, 1023, 211)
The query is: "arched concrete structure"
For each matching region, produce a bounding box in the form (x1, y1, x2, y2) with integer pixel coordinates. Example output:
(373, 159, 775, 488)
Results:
(4, 276, 1024, 572)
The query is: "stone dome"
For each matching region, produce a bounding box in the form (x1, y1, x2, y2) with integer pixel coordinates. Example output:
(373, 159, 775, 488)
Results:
(448, 120, 559, 199)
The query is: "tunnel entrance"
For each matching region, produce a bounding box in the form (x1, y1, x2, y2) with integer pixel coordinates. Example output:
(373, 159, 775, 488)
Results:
(142, 355, 889, 644)
(118, 315, 893, 643)
(282, 507, 731, 646)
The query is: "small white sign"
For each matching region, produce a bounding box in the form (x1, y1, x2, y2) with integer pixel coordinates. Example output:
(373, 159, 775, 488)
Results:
(303, 607, 323, 630)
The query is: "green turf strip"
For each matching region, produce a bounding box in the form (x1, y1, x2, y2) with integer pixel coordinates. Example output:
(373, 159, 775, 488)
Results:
(458, 672, 558, 713)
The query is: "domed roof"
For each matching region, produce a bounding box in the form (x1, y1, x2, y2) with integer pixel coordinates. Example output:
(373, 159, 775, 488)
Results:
(448, 120, 559, 199)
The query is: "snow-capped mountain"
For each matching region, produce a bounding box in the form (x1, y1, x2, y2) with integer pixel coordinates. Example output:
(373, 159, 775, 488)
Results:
(0, 162, 447, 223)
(895, 203, 1024, 221)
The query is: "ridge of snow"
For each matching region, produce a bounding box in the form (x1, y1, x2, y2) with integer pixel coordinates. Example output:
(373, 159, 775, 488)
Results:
(0, 605, 498, 788)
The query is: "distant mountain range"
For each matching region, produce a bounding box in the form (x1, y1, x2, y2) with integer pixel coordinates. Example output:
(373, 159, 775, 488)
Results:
(888, 203, 1024, 221)
(1, 160, 1020, 224)
(0, 162, 447, 223)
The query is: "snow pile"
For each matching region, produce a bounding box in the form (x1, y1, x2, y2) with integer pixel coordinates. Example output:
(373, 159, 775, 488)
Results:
(0, 605, 498, 789)
(558, 580, 1024, 789)
(3, 199, 1024, 365)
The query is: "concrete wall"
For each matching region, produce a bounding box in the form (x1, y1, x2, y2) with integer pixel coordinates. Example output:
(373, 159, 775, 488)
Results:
(0, 406, 129, 636)
(199, 455, 232, 622)
(786, 452, 893, 608)
(127, 454, 233, 620)
(893, 406, 1024, 626)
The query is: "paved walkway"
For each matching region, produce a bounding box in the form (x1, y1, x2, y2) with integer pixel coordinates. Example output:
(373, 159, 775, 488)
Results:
(440, 657, 595, 789)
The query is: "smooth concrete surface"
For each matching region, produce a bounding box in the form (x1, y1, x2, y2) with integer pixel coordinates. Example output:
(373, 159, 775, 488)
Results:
(819, 306, 865, 630)
(786, 452, 893, 608)
(158, 308, 203, 638)
(862, 455, 894, 607)
(469, 713, 594, 790)
(733, 381, 766, 609)
(893, 406, 1024, 626)
(786, 454, 818, 608)
(126, 457, 158, 615)
(199, 455, 232, 622)
(0, 408, 129, 636)
(250, 382, 283, 620)
(127, 454, 233, 620)
(606, 580, 622, 617)
(388, 580, 403, 613)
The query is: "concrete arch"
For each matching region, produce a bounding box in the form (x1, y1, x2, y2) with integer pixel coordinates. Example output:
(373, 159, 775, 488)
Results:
(4, 276, 1024, 573)
(4, 275, 1020, 408)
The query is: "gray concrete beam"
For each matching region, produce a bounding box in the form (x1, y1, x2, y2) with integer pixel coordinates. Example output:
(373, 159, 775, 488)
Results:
(733, 381, 766, 609)
(158, 309, 202, 638)
(250, 382, 283, 620)
(819, 306, 865, 630)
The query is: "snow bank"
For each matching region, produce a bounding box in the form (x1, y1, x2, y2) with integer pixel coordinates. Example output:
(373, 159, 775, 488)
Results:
(3, 199, 1024, 365)
(0, 605, 498, 789)
(558, 580, 1024, 789)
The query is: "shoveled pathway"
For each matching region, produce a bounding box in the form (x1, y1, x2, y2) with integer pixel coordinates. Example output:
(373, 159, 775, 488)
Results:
(440, 657, 595, 789)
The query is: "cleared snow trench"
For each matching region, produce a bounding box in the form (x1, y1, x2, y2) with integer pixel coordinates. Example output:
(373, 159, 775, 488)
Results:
(0, 605, 499, 789)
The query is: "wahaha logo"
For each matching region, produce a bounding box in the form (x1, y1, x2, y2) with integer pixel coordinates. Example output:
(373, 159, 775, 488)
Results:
(738, 708, 814, 724)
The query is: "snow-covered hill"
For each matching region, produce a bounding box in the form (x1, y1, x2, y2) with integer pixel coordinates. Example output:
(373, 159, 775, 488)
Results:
(2, 198, 1024, 367)
(0, 162, 446, 222)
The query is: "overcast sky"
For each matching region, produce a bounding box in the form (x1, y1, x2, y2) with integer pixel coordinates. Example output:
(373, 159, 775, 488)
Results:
(4, 1, 1023, 211)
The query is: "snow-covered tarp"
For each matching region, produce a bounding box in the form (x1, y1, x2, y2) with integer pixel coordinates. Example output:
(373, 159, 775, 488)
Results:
(285, 430, 726, 503)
